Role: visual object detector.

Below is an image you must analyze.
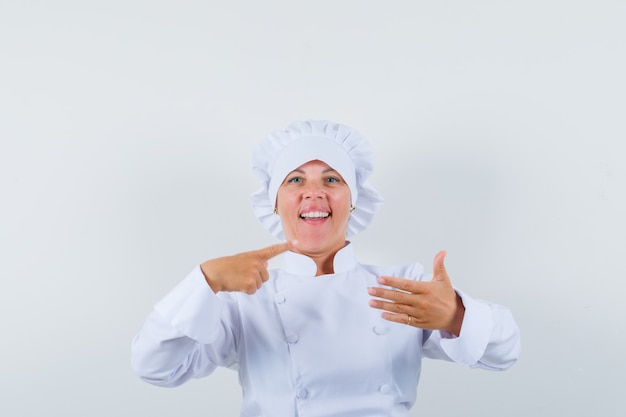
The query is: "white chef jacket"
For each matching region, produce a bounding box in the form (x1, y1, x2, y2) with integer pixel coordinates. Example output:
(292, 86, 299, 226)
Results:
(131, 243, 520, 417)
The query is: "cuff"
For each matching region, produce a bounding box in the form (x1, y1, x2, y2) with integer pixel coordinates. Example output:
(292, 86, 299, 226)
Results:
(439, 289, 493, 366)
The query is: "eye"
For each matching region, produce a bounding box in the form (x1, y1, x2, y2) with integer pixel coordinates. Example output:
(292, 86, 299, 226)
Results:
(325, 177, 341, 183)
(287, 177, 303, 184)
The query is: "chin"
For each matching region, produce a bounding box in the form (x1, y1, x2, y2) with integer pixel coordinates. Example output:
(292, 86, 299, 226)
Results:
(295, 236, 346, 256)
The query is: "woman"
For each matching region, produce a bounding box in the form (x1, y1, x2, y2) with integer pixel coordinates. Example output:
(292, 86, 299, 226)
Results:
(131, 120, 520, 416)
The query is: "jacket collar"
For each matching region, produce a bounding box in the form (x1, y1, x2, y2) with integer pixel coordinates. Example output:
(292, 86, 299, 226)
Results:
(280, 242, 357, 277)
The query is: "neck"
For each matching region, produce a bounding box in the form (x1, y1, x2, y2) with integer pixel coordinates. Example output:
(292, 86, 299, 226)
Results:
(287, 243, 346, 276)
(304, 241, 349, 276)
(310, 253, 336, 276)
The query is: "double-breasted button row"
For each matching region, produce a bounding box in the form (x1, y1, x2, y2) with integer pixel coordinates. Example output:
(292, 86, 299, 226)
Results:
(294, 385, 391, 400)
(276, 293, 387, 344)
(284, 328, 387, 343)
(275, 293, 298, 343)
(274, 293, 286, 304)
(379, 384, 392, 395)
(373, 324, 389, 335)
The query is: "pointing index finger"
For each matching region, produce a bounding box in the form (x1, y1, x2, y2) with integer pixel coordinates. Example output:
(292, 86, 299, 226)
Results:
(254, 240, 296, 261)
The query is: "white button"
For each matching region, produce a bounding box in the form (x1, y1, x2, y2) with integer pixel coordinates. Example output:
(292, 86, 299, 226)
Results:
(274, 293, 286, 304)
(296, 388, 308, 399)
(286, 333, 299, 343)
(379, 384, 392, 395)
(373, 325, 389, 335)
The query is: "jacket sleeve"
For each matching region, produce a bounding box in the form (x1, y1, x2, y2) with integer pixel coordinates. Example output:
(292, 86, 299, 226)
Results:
(421, 288, 521, 371)
(130, 266, 240, 387)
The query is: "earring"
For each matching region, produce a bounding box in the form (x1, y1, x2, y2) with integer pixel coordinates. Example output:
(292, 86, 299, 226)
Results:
(350, 206, 356, 213)
(273, 207, 278, 215)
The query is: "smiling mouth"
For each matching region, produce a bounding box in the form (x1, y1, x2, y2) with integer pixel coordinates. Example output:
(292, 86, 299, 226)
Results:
(300, 211, 330, 219)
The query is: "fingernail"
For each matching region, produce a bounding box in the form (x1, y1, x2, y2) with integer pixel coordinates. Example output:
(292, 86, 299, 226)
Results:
(367, 287, 377, 295)
(369, 300, 377, 307)
(378, 276, 386, 284)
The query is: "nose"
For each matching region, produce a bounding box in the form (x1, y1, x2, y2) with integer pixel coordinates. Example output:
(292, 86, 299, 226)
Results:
(304, 183, 325, 199)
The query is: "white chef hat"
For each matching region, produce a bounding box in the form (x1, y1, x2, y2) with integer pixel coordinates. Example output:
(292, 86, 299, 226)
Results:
(250, 120, 384, 240)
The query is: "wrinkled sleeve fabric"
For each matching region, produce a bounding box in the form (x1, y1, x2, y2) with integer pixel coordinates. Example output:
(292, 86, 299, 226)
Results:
(421, 285, 521, 371)
(131, 266, 239, 387)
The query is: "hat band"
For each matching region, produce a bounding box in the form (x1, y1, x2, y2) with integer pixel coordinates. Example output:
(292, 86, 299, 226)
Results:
(268, 136, 357, 207)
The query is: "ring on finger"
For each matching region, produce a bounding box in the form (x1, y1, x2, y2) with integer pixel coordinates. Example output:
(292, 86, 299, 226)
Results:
(406, 315, 412, 326)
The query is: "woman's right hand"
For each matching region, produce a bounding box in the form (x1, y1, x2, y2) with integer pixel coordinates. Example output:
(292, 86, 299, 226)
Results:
(200, 241, 294, 294)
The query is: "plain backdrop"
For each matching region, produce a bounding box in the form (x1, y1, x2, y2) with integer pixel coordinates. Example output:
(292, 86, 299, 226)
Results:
(1, 1, 624, 416)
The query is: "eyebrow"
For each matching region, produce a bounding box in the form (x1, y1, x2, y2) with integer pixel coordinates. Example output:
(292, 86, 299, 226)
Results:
(289, 167, 339, 174)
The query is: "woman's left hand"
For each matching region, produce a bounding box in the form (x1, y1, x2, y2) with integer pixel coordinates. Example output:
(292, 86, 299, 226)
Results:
(368, 250, 465, 336)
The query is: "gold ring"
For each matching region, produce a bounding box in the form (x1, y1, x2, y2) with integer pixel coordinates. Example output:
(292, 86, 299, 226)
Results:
(406, 315, 412, 326)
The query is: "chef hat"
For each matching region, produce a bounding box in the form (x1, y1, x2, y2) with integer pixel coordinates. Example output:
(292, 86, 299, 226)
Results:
(250, 120, 384, 240)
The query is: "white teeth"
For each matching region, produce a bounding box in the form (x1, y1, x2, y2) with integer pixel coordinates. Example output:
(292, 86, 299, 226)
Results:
(300, 211, 330, 219)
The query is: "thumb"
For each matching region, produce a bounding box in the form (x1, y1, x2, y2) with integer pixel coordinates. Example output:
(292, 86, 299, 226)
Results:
(254, 240, 297, 261)
(432, 250, 450, 282)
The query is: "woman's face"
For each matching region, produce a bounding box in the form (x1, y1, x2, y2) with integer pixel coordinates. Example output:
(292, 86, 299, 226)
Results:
(276, 159, 351, 258)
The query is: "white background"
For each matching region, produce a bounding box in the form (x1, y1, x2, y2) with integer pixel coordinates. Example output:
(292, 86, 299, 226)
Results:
(1, 1, 624, 416)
